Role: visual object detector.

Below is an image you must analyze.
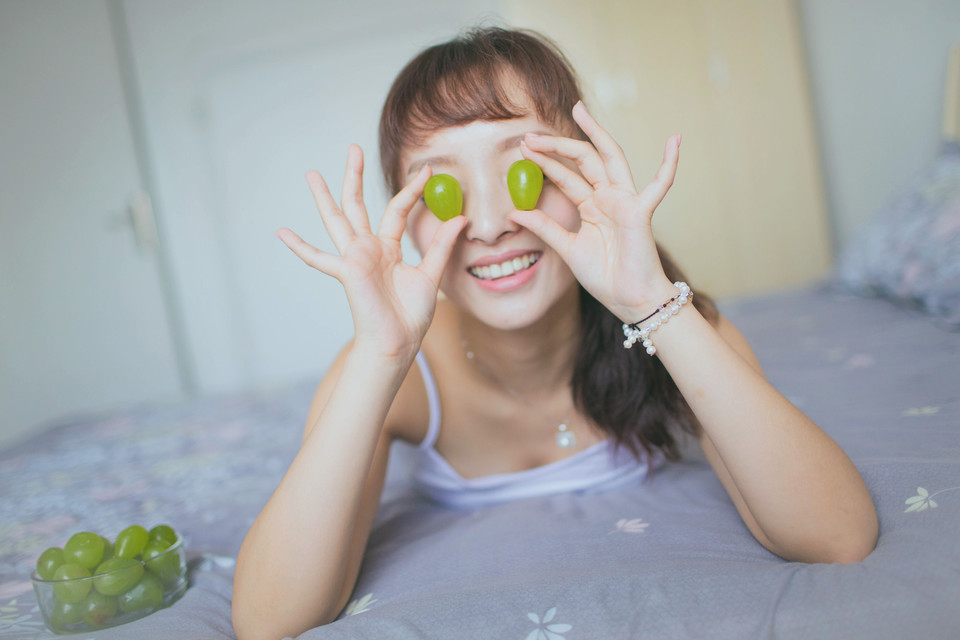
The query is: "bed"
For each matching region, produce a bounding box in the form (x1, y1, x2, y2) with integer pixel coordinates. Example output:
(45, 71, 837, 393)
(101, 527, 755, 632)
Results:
(4, 47, 960, 640)
(1, 270, 958, 639)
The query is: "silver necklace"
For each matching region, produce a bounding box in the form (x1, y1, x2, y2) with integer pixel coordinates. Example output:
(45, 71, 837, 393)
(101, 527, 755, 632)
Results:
(460, 334, 577, 449)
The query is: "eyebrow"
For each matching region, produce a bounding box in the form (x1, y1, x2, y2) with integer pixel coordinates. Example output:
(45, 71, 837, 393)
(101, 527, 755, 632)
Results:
(405, 130, 550, 176)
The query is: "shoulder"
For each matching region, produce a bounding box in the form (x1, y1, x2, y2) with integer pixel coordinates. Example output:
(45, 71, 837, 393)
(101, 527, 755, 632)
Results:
(384, 299, 461, 445)
(383, 355, 430, 446)
(301, 306, 455, 447)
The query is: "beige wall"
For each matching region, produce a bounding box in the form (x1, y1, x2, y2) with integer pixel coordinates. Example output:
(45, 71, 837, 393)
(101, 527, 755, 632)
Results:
(503, 0, 833, 299)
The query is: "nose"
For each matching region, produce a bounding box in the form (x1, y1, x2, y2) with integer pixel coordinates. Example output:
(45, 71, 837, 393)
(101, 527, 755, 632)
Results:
(462, 173, 521, 244)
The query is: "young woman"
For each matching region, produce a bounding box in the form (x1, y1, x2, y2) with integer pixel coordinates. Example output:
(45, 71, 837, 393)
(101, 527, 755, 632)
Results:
(232, 27, 878, 639)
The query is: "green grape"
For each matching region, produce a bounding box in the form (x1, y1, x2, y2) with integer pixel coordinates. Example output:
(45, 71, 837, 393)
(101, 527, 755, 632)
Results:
(507, 159, 543, 210)
(49, 597, 85, 629)
(100, 535, 114, 560)
(143, 540, 181, 586)
(115, 525, 149, 559)
(148, 524, 178, 547)
(81, 589, 118, 627)
(64, 532, 104, 570)
(52, 563, 91, 604)
(142, 539, 171, 558)
(118, 571, 164, 613)
(423, 174, 463, 221)
(93, 557, 143, 596)
(36, 546, 65, 580)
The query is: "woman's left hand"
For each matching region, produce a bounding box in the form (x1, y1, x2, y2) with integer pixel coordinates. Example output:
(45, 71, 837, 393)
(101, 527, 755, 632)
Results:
(509, 101, 681, 323)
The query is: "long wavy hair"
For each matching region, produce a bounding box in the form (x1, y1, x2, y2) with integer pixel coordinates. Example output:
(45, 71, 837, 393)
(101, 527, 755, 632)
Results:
(379, 27, 719, 464)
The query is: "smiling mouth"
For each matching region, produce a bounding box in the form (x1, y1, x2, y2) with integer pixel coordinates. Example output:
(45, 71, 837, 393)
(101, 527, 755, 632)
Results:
(467, 252, 542, 280)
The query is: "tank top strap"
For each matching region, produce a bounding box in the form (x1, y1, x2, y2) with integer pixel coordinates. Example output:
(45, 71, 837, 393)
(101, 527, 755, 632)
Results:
(414, 350, 441, 450)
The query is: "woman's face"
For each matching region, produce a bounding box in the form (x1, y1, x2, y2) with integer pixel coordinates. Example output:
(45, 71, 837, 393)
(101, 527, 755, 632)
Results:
(401, 110, 582, 330)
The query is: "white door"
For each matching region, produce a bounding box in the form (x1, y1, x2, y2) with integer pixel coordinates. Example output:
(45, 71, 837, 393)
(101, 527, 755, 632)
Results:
(0, 1, 184, 449)
(122, 0, 498, 394)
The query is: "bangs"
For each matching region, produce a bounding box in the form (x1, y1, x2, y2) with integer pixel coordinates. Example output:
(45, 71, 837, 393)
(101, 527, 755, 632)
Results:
(404, 64, 532, 143)
(379, 27, 584, 194)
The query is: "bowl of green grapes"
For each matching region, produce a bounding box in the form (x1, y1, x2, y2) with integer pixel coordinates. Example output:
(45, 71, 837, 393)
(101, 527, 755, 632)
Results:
(31, 524, 188, 634)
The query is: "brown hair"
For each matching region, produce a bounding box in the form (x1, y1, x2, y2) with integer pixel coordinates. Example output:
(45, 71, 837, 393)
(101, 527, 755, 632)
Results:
(379, 27, 719, 464)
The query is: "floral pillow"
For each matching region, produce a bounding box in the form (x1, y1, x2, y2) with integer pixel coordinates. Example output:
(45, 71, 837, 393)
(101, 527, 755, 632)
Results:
(834, 141, 960, 330)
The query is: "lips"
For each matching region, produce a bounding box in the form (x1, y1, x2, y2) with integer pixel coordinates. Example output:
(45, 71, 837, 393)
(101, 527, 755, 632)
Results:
(468, 251, 543, 293)
(467, 251, 542, 281)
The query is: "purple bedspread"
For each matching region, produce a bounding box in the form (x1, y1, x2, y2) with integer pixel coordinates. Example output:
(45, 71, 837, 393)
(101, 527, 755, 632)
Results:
(1, 282, 958, 639)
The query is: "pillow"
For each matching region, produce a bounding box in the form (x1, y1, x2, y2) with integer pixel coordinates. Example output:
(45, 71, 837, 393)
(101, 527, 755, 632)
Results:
(834, 141, 960, 329)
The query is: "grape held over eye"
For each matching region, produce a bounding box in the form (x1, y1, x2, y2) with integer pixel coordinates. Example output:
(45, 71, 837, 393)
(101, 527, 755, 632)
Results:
(507, 159, 543, 210)
(423, 174, 463, 221)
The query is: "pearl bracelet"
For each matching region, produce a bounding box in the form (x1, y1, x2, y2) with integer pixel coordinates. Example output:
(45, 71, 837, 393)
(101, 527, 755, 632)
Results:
(622, 281, 693, 355)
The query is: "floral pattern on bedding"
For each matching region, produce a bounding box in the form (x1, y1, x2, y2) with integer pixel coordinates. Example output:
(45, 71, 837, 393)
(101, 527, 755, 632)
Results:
(905, 485, 960, 512)
(524, 607, 572, 640)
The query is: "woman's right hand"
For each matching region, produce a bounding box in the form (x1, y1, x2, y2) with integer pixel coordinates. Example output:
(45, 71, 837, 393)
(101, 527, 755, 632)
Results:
(277, 144, 466, 364)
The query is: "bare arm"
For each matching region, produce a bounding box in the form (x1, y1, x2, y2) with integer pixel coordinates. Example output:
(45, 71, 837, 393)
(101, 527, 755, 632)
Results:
(231, 344, 407, 639)
(648, 294, 878, 564)
(510, 104, 877, 565)
(232, 145, 465, 640)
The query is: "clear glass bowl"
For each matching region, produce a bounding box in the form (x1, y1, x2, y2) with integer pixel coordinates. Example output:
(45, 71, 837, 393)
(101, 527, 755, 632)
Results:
(31, 535, 188, 635)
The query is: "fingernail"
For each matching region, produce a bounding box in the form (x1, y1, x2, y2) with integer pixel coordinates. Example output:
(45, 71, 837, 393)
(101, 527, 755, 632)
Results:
(678, 134, 682, 147)
(525, 131, 539, 138)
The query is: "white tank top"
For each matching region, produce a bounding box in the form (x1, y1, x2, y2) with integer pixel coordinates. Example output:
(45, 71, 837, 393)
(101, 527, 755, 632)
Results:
(412, 350, 664, 509)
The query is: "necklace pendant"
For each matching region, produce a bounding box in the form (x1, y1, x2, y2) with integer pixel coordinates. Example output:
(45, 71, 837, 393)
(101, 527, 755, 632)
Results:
(556, 423, 576, 448)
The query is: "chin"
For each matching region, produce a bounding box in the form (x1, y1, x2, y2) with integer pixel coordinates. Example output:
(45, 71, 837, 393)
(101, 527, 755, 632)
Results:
(464, 297, 551, 331)
(441, 263, 579, 331)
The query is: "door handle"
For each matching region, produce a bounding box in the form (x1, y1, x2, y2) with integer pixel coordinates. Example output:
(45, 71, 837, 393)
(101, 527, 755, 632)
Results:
(105, 190, 158, 253)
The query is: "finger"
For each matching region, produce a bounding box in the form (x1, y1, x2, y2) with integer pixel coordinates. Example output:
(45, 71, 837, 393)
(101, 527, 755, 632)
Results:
(508, 209, 574, 264)
(377, 164, 432, 241)
(340, 144, 371, 233)
(417, 215, 467, 286)
(636, 135, 681, 214)
(572, 101, 636, 188)
(522, 132, 608, 187)
(306, 171, 355, 254)
(276, 227, 343, 280)
(520, 141, 593, 208)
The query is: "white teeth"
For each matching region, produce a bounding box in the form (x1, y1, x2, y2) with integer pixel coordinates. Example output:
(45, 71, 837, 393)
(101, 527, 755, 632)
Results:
(468, 252, 541, 280)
